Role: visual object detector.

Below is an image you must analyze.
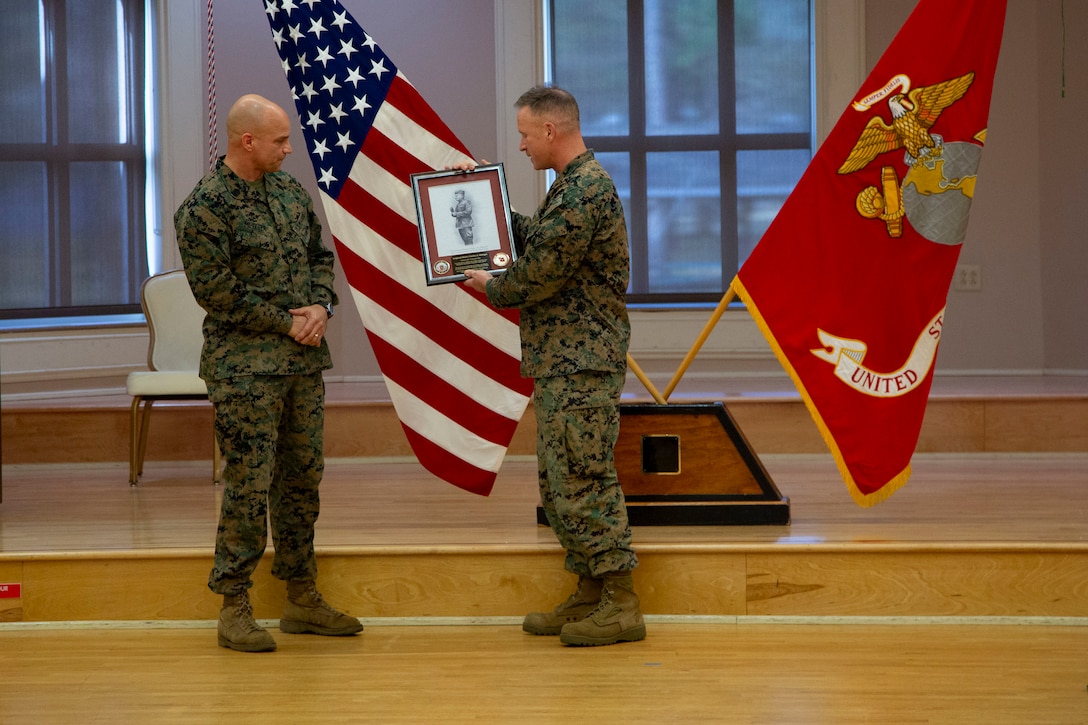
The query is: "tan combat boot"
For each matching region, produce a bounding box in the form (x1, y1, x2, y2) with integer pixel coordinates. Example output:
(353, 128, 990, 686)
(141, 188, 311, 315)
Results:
(559, 572, 646, 646)
(279, 580, 364, 636)
(522, 576, 603, 636)
(218, 591, 277, 652)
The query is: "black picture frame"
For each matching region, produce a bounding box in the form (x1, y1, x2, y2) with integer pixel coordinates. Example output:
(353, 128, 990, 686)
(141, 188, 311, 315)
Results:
(410, 163, 517, 285)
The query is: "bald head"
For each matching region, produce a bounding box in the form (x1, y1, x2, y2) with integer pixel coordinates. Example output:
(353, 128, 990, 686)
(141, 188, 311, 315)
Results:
(223, 94, 293, 181)
(226, 94, 289, 143)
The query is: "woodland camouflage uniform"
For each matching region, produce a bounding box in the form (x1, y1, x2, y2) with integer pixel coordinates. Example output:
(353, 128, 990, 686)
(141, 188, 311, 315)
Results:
(175, 156, 336, 597)
(485, 149, 637, 579)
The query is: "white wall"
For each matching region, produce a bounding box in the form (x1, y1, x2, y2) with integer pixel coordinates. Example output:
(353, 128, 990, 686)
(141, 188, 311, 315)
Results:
(1035, 0, 1088, 372)
(2, 0, 1084, 402)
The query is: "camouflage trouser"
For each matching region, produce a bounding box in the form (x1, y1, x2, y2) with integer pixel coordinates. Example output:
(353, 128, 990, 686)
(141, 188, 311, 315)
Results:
(205, 372, 325, 596)
(534, 371, 638, 578)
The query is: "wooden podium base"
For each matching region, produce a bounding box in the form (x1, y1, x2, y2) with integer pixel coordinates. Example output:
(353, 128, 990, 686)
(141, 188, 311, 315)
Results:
(537, 402, 790, 527)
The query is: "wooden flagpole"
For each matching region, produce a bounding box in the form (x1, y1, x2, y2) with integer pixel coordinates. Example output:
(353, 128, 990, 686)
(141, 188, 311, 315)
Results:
(662, 286, 737, 400)
(626, 353, 667, 405)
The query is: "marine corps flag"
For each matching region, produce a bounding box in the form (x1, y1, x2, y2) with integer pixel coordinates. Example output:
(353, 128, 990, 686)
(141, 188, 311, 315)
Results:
(262, 0, 534, 496)
(732, 0, 1007, 506)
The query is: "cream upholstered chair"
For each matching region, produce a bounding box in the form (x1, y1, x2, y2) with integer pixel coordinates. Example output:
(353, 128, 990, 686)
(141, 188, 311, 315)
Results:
(126, 269, 220, 485)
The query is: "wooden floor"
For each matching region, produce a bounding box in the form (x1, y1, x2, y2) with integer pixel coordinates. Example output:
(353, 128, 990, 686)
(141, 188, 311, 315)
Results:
(4, 453, 1088, 553)
(2, 622, 1087, 724)
(2, 376, 1087, 723)
(2, 452, 1087, 623)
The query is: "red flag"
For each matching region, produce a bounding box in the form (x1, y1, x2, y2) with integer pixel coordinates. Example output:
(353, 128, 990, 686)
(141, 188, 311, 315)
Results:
(733, 0, 1007, 506)
(263, 0, 533, 496)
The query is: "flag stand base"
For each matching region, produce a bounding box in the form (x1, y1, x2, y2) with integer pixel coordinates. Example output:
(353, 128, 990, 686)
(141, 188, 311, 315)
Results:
(536, 402, 790, 527)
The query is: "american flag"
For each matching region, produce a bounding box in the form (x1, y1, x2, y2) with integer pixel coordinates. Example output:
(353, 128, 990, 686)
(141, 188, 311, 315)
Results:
(263, 0, 533, 496)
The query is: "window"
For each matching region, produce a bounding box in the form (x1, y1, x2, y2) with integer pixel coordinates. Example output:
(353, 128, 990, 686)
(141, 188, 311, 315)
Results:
(0, 0, 149, 320)
(547, 0, 813, 303)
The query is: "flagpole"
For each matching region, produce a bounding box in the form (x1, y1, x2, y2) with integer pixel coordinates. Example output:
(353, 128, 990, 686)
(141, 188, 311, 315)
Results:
(662, 286, 737, 400)
(627, 353, 667, 405)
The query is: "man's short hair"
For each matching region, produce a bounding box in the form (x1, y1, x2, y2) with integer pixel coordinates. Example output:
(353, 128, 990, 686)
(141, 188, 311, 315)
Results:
(515, 85, 580, 132)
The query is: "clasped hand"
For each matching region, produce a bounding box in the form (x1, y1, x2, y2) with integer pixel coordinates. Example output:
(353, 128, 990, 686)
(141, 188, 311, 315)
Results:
(288, 304, 327, 346)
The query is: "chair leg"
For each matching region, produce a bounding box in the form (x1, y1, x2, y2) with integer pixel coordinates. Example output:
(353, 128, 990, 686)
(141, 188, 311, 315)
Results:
(136, 399, 154, 483)
(129, 396, 142, 485)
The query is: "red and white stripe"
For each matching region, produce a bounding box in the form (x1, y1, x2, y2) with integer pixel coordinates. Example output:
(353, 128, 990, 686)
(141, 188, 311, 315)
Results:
(318, 73, 533, 495)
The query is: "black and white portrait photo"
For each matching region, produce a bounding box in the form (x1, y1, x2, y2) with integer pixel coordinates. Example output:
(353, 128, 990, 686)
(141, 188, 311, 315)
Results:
(434, 178, 498, 258)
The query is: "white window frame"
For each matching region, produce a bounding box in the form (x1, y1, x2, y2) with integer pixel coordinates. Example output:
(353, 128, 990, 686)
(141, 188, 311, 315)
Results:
(0, 0, 863, 399)
(495, 0, 863, 380)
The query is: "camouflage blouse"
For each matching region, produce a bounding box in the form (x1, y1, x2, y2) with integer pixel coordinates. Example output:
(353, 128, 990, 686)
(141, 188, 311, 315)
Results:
(486, 150, 630, 379)
(174, 158, 336, 381)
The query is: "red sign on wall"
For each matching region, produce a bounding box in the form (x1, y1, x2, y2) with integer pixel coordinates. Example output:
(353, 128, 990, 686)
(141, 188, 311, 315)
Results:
(0, 583, 22, 598)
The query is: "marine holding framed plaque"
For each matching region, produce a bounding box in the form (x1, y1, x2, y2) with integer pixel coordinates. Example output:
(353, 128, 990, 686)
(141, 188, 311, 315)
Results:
(410, 163, 518, 285)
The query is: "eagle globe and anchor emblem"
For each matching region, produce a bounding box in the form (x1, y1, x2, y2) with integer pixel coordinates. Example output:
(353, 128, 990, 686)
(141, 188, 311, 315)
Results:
(812, 70, 985, 399)
(838, 70, 982, 245)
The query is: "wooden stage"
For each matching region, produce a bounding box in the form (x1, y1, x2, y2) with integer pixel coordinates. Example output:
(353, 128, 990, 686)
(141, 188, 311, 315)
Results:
(2, 376, 1088, 723)
(2, 375, 1087, 625)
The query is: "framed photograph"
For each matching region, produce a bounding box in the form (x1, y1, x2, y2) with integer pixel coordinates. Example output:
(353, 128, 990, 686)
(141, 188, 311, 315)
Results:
(410, 163, 518, 285)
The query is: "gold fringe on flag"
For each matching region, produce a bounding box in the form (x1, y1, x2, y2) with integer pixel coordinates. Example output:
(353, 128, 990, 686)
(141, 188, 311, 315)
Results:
(729, 276, 911, 507)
